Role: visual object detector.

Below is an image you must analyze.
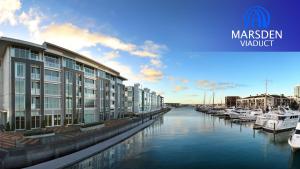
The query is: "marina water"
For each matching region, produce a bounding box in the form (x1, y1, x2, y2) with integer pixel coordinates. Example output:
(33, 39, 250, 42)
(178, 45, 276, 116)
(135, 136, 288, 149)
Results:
(67, 107, 300, 169)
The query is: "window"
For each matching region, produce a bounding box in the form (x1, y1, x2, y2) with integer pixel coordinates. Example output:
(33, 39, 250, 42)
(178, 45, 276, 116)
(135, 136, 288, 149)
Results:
(54, 115, 61, 126)
(31, 116, 41, 128)
(45, 97, 61, 109)
(65, 71, 73, 84)
(11, 46, 30, 59)
(84, 66, 95, 77)
(65, 114, 72, 124)
(15, 62, 25, 78)
(85, 99, 95, 108)
(45, 83, 60, 95)
(45, 70, 60, 82)
(45, 115, 52, 127)
(15, 94, 25, 111)
(31, 81, 40, 95)
(31, 66, 40, 80)
(44, 55, 60, 68)
(15, 112, 25, 130)
(31, 51, 39, 60)
(64, 58, 75, 69)
(31, 97, 41, 109)
(85, 78, 95, 88)
(15, 79, 25, 94)
(296, 130, 300, 134)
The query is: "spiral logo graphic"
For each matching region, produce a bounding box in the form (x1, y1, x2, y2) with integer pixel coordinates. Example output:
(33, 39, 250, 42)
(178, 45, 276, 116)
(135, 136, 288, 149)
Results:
(244, 6, 270, 29)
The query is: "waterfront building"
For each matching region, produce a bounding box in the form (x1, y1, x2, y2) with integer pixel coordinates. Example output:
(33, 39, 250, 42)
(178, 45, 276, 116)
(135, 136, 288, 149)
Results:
(225, 96, 240, 108)
(125, 83, 164, 114)
(236, 94, 290, 109)
(0, 37, 126, 130)
(294, 85, 300, 98)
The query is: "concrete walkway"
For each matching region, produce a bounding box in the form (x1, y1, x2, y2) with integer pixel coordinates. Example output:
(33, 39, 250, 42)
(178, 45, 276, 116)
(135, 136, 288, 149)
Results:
(25, 120, 155, 169)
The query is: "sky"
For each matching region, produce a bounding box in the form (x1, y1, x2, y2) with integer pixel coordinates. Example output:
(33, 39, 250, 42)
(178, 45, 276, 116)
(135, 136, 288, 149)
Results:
(0, 0, 300, 104)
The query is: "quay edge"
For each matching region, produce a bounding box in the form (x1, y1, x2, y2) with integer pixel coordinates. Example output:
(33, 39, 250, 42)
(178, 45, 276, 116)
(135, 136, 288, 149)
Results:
(0, 108, 171, 169)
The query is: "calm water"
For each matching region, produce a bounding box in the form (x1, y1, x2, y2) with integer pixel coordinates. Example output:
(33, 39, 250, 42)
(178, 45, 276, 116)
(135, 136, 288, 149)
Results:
(68, 107, 300, 169)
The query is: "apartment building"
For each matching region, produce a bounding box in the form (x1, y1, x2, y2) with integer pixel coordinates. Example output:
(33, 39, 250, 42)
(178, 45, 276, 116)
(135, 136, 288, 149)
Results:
(0, 37, 126, 130)
(125, 83, 164, 114)
(236, 94, 290, 109)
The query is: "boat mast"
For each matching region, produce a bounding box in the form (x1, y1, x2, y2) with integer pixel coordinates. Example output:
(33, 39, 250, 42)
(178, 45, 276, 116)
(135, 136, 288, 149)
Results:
(265, 79, 269, 112)
(212, 90, 215, 108)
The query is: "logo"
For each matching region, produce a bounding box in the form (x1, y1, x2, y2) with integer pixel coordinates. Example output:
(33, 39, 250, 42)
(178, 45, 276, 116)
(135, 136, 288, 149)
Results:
(244, 6, 270, 29)
(232, 6, 283, 47)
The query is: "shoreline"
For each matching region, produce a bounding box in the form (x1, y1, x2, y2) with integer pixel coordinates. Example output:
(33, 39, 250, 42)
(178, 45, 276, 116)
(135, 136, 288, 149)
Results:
(0, 108, 170, 169)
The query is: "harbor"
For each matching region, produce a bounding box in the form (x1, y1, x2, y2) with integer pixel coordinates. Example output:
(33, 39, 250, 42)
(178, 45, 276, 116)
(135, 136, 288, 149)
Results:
(65, 107, 300, 169)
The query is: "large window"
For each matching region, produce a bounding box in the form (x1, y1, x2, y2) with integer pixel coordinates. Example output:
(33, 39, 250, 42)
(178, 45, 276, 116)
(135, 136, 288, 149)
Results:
(64, 58, 75, 69)
(15, 62, 25, 78)
(44, 83, 60, 95)
(15, 94, 25, 111)
(31, 97, 41, 109)
(45, 115, 52, 127)
(31, 115, 41, 129)
(31, 66, 40, 80)
(15, 79, 25, 94)
(54, 115, 61, 126)
(11, 46, 30, 59)
(85, 78, 95, 88)
(45, 97, 61, 109)
(85, 99, 95, 108)
(45, 70, 60, 82)
(44, 55, 60, 68)
(15, 111, 25, 130)
(84, 66, 95, 77)
(31, 81, 40, 95)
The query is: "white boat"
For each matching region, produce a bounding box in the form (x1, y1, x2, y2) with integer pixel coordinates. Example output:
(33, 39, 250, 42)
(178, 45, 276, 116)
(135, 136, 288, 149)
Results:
(263, 107, 300, 133)
(288, 120, 300, 152)
(239, 109, 263, 121)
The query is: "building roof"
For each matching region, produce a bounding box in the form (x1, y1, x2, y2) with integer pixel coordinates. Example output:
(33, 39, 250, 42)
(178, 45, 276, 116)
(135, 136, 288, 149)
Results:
(242, 94, 289, 99)
(0, 37, 127, 80)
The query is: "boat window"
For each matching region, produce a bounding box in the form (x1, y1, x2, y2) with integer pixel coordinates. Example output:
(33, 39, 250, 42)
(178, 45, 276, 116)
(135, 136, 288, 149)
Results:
(296, 130, 300, 134)
(278, 116, 286, 120)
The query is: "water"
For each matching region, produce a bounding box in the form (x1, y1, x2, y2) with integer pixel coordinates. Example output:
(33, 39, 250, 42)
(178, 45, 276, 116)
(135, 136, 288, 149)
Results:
(67, 107, 300, 169)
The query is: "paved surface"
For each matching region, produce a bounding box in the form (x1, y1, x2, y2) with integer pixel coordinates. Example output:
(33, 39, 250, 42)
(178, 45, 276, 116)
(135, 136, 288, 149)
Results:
(25, 120, 154, 169)
(0, 118, 133, 150)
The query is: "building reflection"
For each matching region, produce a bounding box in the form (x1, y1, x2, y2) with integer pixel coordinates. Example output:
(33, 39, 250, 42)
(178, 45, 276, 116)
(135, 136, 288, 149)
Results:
(66, 117, 164, 169)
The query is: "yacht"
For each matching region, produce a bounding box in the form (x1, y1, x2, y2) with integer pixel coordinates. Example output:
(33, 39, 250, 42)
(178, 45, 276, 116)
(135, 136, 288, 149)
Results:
(239, 109, 263, 121)
(263, 107, 300, 133)
(288, 119, 300, 152)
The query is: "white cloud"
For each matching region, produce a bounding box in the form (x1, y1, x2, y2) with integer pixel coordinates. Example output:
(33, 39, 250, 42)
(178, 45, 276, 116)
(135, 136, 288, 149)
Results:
(196, 80, 242, 90)
(0, 1, 167, 84)
(140, 65, 163, 82)
(173, 85, 188, 92)
(19, 8, 43, 38)
(0, 0, 21, 25)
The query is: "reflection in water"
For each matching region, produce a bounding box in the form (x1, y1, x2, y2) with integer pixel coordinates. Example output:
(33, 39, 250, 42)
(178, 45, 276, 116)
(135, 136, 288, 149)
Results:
(67, 107, 300, 169)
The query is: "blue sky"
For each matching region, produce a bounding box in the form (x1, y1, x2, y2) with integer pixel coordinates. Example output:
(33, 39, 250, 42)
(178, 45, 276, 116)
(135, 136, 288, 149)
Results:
(0, 0, 300, 104)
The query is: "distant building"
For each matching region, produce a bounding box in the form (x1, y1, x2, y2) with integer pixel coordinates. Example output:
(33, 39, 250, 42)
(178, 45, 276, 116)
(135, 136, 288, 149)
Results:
(225, 96, 240, 108)
(294, 85, 300, 98)
(236, 94, 291, 109)
(125, 83, 164, 114)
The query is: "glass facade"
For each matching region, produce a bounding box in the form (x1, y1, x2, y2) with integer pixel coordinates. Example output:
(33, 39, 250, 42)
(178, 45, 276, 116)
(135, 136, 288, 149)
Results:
(8, 43, 126, 130)
(15, 62, 26, 129)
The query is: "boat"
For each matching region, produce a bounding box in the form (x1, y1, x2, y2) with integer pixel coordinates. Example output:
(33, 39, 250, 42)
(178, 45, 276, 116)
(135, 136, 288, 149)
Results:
(262, 107, 300, 133)
(288, 120, 300, 152)
(239, 109, 263, 121)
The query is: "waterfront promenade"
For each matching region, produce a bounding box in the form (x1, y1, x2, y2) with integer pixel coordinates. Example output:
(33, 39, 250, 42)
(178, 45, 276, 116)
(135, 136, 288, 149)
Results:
(0, 108, 170, 169)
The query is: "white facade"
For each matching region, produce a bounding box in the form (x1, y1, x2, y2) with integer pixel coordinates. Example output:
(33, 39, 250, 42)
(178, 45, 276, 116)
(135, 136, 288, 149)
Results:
(126, 83, 164, 114)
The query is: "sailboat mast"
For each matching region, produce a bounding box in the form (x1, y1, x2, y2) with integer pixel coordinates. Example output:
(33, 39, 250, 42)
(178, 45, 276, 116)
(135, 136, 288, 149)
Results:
(212, 90, 215, 108)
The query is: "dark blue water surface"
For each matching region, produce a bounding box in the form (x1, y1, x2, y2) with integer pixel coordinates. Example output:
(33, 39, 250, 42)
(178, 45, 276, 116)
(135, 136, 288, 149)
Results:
(68, 107, 300, 169)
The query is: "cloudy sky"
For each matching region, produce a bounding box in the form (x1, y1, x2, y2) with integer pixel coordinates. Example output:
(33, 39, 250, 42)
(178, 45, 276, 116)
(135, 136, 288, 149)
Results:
(0, 0, 299, 104)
